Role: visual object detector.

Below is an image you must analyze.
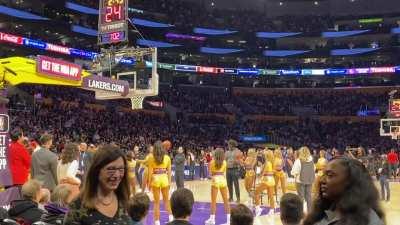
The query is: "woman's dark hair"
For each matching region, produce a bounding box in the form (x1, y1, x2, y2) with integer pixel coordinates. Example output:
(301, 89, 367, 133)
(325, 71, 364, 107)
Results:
(61, 143, 79, 164)
(81, 144, 130, 209)
(153, 141, 165, 165)
(170, 188, 194, 219)
(303, 157, 385, 225)
(128, 193, 150, 221)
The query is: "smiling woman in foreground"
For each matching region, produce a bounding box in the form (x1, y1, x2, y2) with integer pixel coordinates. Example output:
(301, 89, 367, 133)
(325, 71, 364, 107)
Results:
(303, 157, 385, 225)
(63, 144, 131, 225)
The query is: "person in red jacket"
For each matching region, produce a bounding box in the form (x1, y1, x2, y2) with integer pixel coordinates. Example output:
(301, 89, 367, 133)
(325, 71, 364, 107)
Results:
(9, 129, 31, 185)
(387, 149, 399, 179)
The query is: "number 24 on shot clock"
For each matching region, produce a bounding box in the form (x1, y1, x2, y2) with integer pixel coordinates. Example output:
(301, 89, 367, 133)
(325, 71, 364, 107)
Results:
(98, 0, 128, 45)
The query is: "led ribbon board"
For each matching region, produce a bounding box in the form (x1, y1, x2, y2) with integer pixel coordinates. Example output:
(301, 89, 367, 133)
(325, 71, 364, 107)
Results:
(98, 0, 128, 45)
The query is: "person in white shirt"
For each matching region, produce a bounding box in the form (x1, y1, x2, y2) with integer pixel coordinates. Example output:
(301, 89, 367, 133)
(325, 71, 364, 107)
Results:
(57, 143, 81, 198)
(291, 146, 315, 212)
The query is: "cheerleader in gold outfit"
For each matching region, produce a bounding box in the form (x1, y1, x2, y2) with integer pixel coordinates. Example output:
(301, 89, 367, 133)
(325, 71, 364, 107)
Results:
(205, 148, 230, 225)
(137, 145, 153, 192)
(274, 148, 286, 195)
(255, 150, 276, 217)
(313, 150, 328, 194)
(244, 148, 257, 198)
(148, 141, 173, 225)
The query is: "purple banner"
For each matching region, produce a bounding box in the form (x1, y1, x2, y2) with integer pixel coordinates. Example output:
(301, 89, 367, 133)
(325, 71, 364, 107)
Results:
(0, 89, 11, 188)
(82, 75, 130, 96)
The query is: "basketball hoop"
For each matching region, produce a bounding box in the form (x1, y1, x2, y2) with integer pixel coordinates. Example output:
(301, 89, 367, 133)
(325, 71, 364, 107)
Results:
(131, 96, 145, 110)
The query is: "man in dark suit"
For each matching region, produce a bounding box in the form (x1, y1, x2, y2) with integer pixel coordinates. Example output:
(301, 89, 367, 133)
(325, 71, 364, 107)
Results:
(77, 142, 93, 184)
(174, 147, 186, 189)
(167, 188, 194, 225)
(30, 134, 58, 191)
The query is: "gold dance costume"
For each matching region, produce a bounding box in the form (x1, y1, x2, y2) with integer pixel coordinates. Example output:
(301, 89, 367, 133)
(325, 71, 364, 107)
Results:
(148, 155, 171, 188)
(273, 158, 285, 178)
(127, 159, 136, 179)
(261, 161, 275, 187)
(210, 160, 227, 188)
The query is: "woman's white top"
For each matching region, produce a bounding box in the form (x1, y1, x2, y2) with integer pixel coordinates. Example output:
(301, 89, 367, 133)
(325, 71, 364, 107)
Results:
(57, 160, 81, 184)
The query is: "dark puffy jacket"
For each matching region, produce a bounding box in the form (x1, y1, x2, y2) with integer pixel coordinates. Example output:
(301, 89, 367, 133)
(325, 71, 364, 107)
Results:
(8, 200, 44, 225)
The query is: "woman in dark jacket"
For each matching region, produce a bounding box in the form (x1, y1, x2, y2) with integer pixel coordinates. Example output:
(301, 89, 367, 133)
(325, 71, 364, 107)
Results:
(303, 157, 385, 225)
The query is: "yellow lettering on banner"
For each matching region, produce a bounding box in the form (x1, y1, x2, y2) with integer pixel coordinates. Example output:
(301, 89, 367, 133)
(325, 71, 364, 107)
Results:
(107, 0, 124, 6)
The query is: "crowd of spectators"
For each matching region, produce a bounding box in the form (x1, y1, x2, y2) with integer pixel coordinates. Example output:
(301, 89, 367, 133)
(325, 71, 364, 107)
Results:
(6, 84, 397, 155)
(237, 91, 387, 116)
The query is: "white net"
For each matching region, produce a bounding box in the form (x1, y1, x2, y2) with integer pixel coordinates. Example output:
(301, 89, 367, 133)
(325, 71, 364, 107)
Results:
(130, 96, 145, 110)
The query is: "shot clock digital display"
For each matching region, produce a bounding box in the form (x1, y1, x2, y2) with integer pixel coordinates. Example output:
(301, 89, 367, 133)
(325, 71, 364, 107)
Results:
(98, 0, 128, 45)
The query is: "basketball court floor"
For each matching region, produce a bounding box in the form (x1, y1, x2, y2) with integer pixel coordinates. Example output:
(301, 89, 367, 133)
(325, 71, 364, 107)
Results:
(144, 180, 400, 225)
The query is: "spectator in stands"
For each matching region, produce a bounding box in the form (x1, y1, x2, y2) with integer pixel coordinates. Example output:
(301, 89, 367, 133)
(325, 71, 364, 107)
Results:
(9, 129, 31, 186)
(174, 147, 186, 189)
(291, 146, 315, 212)
(387, 149, 398, 179)
(280, 193, 304, 225)
(303, 157, 385, 225)
(230, 204, 253, 225)
(8, 179, 44, 224)
(378, 155, 390, 202)
(167, 188, 195, 225)
(31, 134, 58, 191)
(226, 139, 242, 203)
(41, 184, 73, 225)
(57, 143, 81, 199)
(128, 193, 150, 225)
(63, 144, 132, 225)
(199, 150, 207, 180)
(188, 151, 196, 180)
(78, 142, 92, 183)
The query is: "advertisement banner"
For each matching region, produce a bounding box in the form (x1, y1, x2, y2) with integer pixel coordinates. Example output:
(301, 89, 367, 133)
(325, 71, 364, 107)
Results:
(23, 38, 46, 50)
(37, 55, 82, 81)
(0, 32, 23, 45)
(82, 75, 130, 96)
(197, 66, 222, 74)
(175, 65, 197, 72)
(0, 90, 11, 188)
(370, 67, 395, 73)
(222, 68, 238, 74)
(325, 69, 347, 75)
(280, 70, 301, 76)
(239, 135, 267, 142)
(237, 69, 259, 76)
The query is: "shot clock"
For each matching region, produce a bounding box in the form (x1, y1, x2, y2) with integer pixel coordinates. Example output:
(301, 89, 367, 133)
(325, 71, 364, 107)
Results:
(98, 0, 128, 45)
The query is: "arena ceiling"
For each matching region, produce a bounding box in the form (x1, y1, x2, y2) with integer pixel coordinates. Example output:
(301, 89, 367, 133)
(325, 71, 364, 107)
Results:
(185, 0, 400, 16)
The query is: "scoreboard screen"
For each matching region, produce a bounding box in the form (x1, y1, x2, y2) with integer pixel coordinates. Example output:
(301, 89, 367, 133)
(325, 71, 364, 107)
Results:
(98, 0, 128, 45)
